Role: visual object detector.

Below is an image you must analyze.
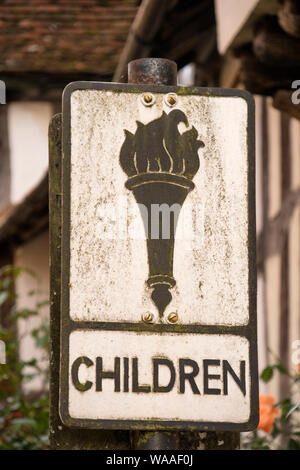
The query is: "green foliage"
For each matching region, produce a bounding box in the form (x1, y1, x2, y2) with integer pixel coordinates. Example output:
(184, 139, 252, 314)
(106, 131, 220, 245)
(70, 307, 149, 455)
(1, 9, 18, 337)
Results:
(260, 364, 289, 383)
(0, 266, 49, 450)
(242, 363, 300, 450)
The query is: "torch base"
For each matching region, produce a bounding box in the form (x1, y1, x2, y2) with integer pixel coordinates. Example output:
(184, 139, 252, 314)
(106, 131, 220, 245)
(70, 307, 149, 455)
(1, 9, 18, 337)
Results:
(126, 172, 194, 317)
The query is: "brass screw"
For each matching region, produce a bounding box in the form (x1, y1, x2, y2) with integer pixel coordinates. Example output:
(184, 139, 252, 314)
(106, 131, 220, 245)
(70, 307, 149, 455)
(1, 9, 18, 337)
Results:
(165, 93, 177, 106)
(142, 312, 154, 323)
(167, 312, 178, 324)
(141, 93, 155, 106)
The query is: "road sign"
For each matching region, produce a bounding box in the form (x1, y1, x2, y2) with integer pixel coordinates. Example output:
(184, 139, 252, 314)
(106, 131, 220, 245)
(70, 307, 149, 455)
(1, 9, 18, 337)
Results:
(60, 81, 258, 431)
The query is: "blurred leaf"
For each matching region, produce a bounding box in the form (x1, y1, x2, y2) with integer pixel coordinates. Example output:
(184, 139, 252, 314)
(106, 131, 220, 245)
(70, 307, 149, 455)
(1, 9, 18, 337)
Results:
(1, 277, 12, 289)
(12, 309, 38, 320)
(10, 418, 38, 431)
(274, 364, 289, 375)
(271, 422, 281, 438)
(31, 322, 49, 349)
(0, 265, 49, 450)
(243, 357, 300, 449)
(36, 300, 49, 309)
(288, 439, 300, 450)
(261, 366, 274, 382)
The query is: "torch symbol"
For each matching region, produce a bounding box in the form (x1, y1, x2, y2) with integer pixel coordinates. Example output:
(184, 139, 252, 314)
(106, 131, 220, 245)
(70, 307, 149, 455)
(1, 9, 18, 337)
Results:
(119, 108, 204, 318)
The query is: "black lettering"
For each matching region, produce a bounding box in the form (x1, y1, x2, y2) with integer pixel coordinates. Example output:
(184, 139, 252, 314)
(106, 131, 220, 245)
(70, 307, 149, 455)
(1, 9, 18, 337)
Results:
(71, 356, 93, 392)
(203, 359, 221, 395)
(153, 358, 176, 393)
(96, 357, 120, 392)
(132, 357, 151, 393)
(179, 359, 200, 394)
(223, 360, 246, 396)
(123, 357, 129, 392)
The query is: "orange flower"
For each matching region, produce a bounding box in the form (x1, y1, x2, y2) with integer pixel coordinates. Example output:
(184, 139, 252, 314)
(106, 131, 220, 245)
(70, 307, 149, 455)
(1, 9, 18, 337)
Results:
(298, 363, 300, 376)
(258, 394, 281, 433)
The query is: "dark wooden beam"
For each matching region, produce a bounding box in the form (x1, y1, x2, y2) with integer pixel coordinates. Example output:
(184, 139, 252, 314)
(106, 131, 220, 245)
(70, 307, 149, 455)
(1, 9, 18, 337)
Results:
(2, 72, 111, 103)
(162, 27, 216, 63)
(224, 0, 278, 56)
(158, 0, 215, 41)
(278, 0, 300, 38)
(113, 0, 173, 83)
(238, 48, 300, 95)
(0, 106, 10, 212)
(257, 187, 300, 269)
(151, 0, 217, 68)
(253, 15, 300, 67)
(0, 174, 49, 248)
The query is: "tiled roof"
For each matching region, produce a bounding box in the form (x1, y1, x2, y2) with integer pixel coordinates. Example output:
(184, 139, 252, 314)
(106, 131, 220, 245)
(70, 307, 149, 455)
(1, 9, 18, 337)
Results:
(0, 1, 218, 247)
(0, 0, 138, 75)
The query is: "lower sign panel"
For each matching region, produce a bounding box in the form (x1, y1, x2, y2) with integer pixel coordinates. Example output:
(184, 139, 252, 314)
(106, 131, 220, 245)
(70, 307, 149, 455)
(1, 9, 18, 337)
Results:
(60, 330, 257, 430)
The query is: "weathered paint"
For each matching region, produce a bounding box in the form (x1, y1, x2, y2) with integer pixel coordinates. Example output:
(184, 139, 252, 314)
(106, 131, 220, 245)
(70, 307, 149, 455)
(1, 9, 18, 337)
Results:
(68, 88, 249, 326)
(68, 331, 250, 424)
(59, 82, 258, 432)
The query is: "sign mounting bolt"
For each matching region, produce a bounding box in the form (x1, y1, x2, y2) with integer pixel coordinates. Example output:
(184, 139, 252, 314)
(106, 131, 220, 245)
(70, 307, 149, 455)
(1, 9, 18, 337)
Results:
(165, 93, 177, 107)
(142, 312, 154, 323)
(167, 312, 178, 324)
(141, 93, 155, 106)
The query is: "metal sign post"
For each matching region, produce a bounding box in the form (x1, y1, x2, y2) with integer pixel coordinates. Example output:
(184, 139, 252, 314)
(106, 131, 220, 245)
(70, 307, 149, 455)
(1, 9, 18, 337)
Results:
(50, 58, 258, 449)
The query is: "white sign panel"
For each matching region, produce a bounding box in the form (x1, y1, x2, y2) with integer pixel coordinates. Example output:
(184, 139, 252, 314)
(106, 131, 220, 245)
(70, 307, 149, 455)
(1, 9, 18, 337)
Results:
(60, 82, 258, 431)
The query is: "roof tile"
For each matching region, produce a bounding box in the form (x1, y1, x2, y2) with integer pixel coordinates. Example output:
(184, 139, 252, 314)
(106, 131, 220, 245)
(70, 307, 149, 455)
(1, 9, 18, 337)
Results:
(0, 0, 138, 74)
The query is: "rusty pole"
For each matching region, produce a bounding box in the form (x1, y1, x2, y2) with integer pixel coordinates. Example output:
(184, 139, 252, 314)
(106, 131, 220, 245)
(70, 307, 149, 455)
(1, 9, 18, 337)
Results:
(128, 57, 177, 86)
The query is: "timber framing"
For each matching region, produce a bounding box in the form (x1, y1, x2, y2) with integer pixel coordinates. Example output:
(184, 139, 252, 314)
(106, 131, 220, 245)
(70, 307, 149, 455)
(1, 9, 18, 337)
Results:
(0, 0, 218, 250)
(1, 0, 217, 101)
(0, 173, 48, 248)
(2, 72, 112, 103)
(220, 0, 300, 121)
(257, 187, 300, 269)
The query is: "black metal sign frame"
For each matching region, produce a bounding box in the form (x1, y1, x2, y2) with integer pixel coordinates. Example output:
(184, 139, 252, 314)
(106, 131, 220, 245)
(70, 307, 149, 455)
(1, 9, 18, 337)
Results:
(59, 81, 258, 432)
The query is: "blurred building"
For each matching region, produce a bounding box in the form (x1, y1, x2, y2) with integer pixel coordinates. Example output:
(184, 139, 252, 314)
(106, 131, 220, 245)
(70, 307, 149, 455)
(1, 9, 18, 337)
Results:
(0, 0, 299, 402)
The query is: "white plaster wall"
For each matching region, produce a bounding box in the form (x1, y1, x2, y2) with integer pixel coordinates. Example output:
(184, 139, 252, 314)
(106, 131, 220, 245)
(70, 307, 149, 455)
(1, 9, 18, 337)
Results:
(14, 231, 49, 392)
(214, 0, 259, 54)
(8, 102, 53, 205)
(178, 63, 195, 86)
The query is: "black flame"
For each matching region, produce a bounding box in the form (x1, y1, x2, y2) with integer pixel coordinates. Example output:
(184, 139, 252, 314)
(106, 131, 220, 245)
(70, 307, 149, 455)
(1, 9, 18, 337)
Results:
(120, 109, 204, 180)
